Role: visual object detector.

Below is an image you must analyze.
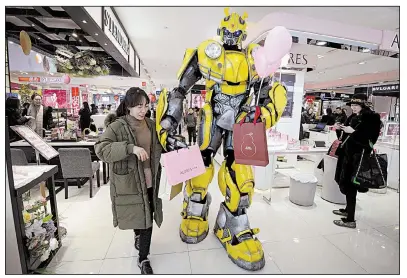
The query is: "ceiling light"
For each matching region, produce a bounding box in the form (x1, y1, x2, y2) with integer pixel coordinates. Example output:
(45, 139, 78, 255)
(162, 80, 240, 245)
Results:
(9, 41, 14, 44)
(317, 55, 324, 59)
(32, 24, 35, 27)
(339, 77, 343, 80)
(95, 33, 98, 36)
(358, 61, 366, 65)
(362, 48, 370, 53)
(373, 71, 379, 73)
(82, 20, 87, 24)
(316, 41, 327, 46)
(79, 40, 82, 42)
(104, 43, 108, 46)
(72, 33, 78, 38)
(318, 71, 324, 74)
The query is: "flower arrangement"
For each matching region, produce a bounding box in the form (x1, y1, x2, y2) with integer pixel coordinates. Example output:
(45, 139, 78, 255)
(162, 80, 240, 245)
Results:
(23, 197, 59, 262)
(56, 51, 110, 77)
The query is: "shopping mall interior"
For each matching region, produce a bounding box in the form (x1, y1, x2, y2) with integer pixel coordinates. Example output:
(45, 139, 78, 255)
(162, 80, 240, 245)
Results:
(4, 6, 400, 275)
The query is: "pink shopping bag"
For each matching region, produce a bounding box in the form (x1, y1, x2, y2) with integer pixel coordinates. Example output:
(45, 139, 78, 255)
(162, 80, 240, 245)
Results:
(162, 144, 206, 186)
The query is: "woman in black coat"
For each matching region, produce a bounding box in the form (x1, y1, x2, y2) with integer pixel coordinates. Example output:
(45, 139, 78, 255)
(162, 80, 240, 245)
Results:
(79, 102, 92, 133)
(333, 94, 382, 229)
(5, 98, 34, 142)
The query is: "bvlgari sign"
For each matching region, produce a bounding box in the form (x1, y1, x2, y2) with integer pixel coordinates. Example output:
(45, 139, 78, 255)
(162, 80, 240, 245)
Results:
(103, 7, 130, 59)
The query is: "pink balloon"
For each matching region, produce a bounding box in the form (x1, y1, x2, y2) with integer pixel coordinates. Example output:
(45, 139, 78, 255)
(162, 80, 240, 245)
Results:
(254, 47, 280, 78)
(63, 74, 71, 84)
(264, 26, 292, 64)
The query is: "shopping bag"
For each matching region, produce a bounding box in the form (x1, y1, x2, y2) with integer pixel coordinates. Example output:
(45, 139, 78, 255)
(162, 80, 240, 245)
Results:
(233, 106, 269, 167)
(161, 144, 206, 187)
(352, 149, 388, 190)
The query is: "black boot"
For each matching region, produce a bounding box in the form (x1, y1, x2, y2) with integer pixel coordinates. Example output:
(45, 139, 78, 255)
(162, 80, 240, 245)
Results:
(134, 234, 140, 250)
(138, 259, 153, 274)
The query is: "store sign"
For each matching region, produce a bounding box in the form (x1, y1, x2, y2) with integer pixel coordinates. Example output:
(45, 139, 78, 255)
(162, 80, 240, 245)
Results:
(18, 76, 70, 84)
(380, 31, 399, 52)
(103, 7, 130, 60)
(287, 52, 317, 68)
(42, 89, 68, 109)
(371, 84, 399, 93)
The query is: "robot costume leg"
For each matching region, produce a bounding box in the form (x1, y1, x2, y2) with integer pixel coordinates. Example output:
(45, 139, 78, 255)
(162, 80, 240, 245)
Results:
(180, 103, 222, 244)
(214, 132, 265, 271)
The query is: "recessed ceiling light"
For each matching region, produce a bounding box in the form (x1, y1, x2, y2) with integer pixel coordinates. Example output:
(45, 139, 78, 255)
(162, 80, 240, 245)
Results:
(32, 24, 35, 27)
(339, 77, 343, 80)
(318, 71, 324, 74)
(72, 33, 78, 38)
(316, 41, 327, 46)
(358, 61, 366, 65)
(95, 33, 98, 36)
(104, 43, 108, 45)
(362, 48, 370, 53)
(82, 20, 87, 24)
(317, 55, 324, 59)
(9, 41, 14, 44)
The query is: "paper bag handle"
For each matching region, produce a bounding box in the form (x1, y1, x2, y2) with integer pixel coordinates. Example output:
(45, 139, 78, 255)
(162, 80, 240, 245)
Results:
(240, 106, 261, 126)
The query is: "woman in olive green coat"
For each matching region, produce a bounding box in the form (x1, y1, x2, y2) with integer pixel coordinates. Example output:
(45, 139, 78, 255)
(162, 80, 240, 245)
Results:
(95, 87, 163, 274)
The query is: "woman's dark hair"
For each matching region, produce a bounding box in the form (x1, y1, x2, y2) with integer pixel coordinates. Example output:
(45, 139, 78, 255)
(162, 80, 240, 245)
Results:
(145, 110, 151, 118)
(31, 93, 42, 101)
(6, 97, 21, 110)
(116, 87, 150, 117)
(83, 102, 90, 112)
(326, 108, 332, 115)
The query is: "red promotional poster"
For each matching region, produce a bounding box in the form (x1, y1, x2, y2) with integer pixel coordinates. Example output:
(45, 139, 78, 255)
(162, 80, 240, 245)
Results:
(71, 87, 80, 115)
(42, 89, 68, 109)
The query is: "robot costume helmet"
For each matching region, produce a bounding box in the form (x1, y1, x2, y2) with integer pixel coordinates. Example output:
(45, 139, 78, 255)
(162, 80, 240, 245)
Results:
(217, 8, 248, 47)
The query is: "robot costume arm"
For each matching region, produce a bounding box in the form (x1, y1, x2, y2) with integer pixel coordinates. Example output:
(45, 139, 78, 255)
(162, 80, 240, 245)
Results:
(240, 78, 288, 130)
(157, 51, 202, 150)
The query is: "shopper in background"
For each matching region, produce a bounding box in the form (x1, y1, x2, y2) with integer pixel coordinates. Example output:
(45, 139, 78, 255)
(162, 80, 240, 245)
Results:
(95, 87, 163, 275)
(333, 93, 382, 229)
(320, 107, 336, 125)
(99, 104, 106, 114)
(302, 107, 315, 124)
(27, 93, 53, 137)
(185, 108, 197, 146)
(22, 102, 30, 117)
(79, 102, 92, 134)
(334, 107, 347, 124)
(90, 104, 98, 115)
(6, 97, 34, 142)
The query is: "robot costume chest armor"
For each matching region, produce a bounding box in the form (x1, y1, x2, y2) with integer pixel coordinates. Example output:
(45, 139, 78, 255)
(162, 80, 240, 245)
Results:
(156, 8, 288, 271)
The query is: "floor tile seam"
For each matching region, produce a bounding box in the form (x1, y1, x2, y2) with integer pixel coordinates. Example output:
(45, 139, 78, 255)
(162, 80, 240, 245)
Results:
(100, 226, 120, 274)
(321, 234, 369, 274)
(104, 249, 190, 260)
(370, 226, 400, 245)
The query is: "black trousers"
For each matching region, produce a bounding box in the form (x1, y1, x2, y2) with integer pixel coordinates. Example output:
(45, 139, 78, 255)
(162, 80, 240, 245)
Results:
(134, 187, 154, 261)
(345, 185, 358, 222)
(187, 127, 196, 144)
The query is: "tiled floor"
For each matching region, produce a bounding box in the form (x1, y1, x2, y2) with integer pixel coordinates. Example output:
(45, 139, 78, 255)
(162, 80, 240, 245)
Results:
(46, 162, 400, 274)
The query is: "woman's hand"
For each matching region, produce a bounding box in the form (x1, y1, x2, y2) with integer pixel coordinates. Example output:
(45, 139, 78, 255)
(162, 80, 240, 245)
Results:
(133, 146, 149, 161)
(341, 125, 355, 134)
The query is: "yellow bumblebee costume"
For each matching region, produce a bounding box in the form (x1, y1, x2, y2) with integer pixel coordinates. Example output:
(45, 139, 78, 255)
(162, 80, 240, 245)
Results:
(156, 8, 288, 271)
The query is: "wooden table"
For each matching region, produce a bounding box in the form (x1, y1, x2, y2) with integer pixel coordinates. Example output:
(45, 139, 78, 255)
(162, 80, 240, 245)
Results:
(10, 140, 110, 185)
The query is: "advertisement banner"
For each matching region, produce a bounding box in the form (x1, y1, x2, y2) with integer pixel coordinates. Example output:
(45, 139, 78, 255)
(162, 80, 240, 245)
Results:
(71, 87, 80, 116)
(42, 89, 68, 109)
(81, 92, 89, 105)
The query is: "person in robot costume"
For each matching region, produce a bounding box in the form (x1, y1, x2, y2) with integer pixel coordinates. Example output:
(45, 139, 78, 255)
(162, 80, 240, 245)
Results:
(156, 8, 288, 271)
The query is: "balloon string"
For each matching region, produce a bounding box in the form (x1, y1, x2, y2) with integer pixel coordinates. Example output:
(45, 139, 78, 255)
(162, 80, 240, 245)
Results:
(256, 77, 264, 106)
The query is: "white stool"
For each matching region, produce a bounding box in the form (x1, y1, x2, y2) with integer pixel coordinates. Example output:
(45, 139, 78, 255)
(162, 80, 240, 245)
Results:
(289, 173, 318, 207)
(321, 155, 346, 204)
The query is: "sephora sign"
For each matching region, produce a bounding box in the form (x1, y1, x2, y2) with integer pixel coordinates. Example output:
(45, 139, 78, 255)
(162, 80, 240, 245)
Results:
(103, 7, 130, 59)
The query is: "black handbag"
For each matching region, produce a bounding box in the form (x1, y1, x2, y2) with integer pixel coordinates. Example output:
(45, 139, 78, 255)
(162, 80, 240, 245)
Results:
(351, 148, 388, 189)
